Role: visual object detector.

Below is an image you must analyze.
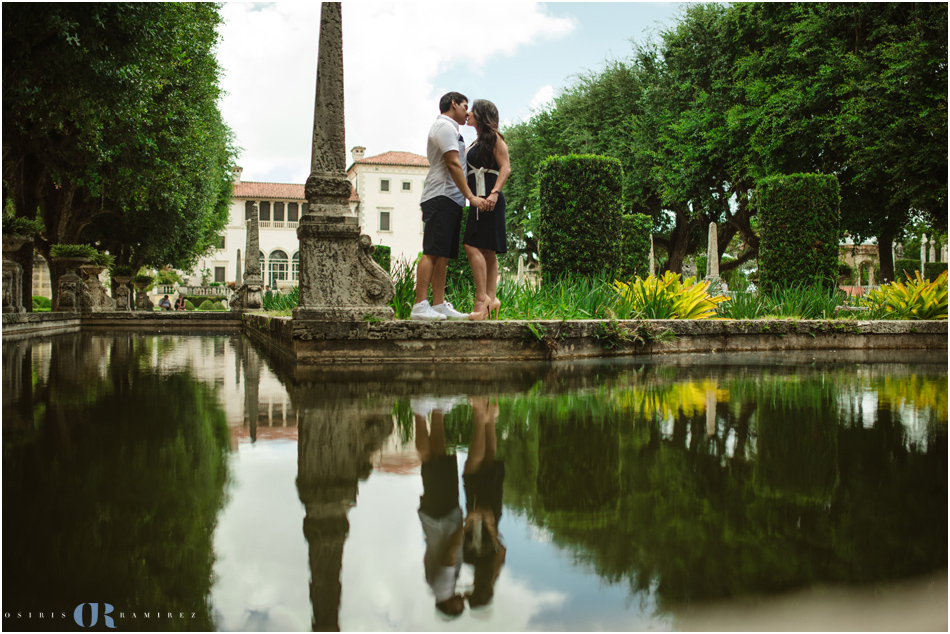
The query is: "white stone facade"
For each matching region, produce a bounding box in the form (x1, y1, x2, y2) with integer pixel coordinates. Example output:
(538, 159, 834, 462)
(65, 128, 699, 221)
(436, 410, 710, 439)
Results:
(190, 149, 430, 290)
(345, 147, 430, 268)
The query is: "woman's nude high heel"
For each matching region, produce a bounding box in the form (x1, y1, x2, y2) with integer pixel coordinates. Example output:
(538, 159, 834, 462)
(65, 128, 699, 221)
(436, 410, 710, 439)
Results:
(469, 299, 490, 321)
(489, 298, 501, 319)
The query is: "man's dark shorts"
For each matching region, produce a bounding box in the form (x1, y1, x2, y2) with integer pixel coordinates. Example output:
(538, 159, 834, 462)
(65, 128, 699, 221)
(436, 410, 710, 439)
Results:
(419, 454, 460, 518)
(421, 196, 463, 259)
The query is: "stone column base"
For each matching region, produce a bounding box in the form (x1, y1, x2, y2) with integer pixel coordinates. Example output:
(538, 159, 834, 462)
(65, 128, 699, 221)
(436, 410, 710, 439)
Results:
(230, 275, 264, 311)
(296, 216, 395, 319)
(293, 306, 394, 322)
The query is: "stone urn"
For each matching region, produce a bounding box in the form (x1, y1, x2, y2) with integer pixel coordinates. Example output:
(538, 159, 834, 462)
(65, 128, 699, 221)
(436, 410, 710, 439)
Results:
(112, 275, 133, 312)
(51, 256, 90, 313)
(132, 280, 154, 311)
(79, 264, 114, 312)
(2, 235, 32, 313)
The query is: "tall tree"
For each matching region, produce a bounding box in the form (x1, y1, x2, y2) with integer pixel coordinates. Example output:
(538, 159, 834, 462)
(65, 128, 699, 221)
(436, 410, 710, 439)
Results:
(3, 3, 236, 307)
(732, 2, 948, 281)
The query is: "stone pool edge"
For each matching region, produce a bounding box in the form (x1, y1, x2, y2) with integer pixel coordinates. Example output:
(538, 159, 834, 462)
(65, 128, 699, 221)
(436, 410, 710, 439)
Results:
(3, 312, 946, 362)
(241, 314, 948, 363)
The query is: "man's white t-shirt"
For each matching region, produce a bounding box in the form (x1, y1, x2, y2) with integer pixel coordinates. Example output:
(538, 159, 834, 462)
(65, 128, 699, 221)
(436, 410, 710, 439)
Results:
(420, 114, 466, 207)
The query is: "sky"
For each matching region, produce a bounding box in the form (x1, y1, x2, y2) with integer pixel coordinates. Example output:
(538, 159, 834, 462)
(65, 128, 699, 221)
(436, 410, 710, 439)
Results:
(216, 2, 687, 184)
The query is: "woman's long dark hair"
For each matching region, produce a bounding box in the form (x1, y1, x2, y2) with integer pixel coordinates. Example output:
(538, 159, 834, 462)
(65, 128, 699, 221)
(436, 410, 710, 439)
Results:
(471, 99, 504, 166)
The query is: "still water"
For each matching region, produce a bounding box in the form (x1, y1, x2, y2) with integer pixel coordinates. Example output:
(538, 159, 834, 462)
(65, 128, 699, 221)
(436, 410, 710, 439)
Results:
(2, 333, 947, 631)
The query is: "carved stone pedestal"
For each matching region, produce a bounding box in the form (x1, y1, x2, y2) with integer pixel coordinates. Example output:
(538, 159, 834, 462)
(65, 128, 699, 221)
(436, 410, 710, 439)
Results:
(133, 283, 153, 311)
(293, 217, 394, 322)
(80, 265, 114, 312)
(112, 276, 133, 311)
(2, 236, 30, 313)
(2, 260, 24, 313)
(53, 256, 88, 313)
(230, 275, 263, 311)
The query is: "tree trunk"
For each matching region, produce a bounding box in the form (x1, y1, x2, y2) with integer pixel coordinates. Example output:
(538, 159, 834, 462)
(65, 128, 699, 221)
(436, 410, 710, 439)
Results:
(877, 229, 894, 284)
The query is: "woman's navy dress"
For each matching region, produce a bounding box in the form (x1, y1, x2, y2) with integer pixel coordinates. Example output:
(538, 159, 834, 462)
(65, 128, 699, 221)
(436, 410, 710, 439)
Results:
(464, 144, 507, 254)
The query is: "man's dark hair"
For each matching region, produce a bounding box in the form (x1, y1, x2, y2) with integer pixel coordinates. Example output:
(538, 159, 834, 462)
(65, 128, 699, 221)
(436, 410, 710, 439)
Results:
(439, 91, 467, 113)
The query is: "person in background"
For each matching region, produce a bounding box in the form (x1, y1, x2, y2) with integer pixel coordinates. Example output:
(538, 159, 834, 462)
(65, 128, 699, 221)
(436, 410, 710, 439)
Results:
(174, 295, 187, 311)
(158, 294, 172, 310)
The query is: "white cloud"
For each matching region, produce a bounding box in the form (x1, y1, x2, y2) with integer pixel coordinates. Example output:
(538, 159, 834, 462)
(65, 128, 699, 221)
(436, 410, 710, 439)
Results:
(217, 2, 574, 183)
(528, 84, 555, 112)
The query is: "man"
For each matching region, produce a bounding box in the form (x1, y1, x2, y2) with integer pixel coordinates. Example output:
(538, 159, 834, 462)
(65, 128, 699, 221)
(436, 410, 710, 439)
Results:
(412, 396, 468, 617)
(158, 294, 172, 310)
(411, 92, 488, 321)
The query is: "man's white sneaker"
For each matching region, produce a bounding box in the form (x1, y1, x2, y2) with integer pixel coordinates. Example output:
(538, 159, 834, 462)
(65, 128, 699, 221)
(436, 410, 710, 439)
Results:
(431, 301, 469, 320)
(410, 300, 447, 321)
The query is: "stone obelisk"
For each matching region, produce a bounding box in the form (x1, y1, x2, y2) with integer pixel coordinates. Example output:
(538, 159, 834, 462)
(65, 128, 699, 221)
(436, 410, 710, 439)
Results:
(230, 203, 263, 311)
(294, 2, 394, 322)
(705, 222, 720, 280)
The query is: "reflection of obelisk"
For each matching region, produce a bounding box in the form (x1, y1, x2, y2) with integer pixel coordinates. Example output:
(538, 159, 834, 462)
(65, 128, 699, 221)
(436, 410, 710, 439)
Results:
(296, 398, 393, 632)
(294, 2, 394, 323)
(243, 339, 261, 443)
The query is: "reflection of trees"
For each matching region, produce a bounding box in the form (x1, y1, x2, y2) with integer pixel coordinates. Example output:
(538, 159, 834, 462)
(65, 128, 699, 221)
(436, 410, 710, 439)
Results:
(2, 364, 230, 631)
(493, 368, 947, 610)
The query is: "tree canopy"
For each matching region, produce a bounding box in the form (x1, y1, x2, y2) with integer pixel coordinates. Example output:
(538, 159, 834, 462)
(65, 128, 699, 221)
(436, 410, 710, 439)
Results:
(3, 3, 236, 299)
(505, 2, 947, 280)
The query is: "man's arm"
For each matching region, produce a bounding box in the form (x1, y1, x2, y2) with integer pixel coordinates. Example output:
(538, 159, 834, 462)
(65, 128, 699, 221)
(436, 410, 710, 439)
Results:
(444, 150, 487, 211)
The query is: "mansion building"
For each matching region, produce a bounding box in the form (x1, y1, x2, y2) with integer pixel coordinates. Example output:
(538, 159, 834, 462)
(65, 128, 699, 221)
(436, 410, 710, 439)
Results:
(193, 147, 430, 290)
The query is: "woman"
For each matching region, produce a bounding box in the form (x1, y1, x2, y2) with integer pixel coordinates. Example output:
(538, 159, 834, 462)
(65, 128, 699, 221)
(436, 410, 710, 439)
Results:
(461, 397, 506, 608)
(464, 99, 511, 320)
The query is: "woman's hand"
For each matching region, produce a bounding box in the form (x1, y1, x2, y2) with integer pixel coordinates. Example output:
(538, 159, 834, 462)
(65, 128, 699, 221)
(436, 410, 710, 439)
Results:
(486, 191, 499, 211)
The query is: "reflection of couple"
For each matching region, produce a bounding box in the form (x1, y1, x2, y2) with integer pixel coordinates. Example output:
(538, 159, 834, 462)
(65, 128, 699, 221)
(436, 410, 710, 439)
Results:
(414, 396, 506, 618)
(411, 92, 511, 322)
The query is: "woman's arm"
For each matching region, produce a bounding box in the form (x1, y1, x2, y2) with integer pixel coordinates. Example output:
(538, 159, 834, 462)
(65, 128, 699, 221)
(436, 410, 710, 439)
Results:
(486, 139, 511, 211)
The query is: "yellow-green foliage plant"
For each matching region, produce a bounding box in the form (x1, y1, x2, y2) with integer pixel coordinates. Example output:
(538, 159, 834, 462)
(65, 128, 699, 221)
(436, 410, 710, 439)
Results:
(613, 272, 727, 319)
(861, 270, 948, 320)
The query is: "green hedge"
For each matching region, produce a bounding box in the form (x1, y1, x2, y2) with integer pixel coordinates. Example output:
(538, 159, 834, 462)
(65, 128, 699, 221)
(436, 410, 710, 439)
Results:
(619, 213, 652, 279)
(184, 300, 196, 311)
(924, 262, 948, 281)
(894, 258, 919, 282)
(372, 245, 392, 274)
(183, 294, 226, 306)
(32, 296, 51, 311)
(539, 154, 623, 280)
(197, 300, 215, 311)
(757, 173, 840, 293)
(446, 207, 473, 287)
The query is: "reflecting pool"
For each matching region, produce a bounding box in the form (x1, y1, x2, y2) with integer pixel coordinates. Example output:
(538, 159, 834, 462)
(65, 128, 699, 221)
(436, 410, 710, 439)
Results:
(2, 333, 947, 631)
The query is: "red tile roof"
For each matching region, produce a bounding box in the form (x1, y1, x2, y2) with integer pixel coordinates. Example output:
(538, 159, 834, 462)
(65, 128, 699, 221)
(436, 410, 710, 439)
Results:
(234, 180, 358, 203)
(234, 181, 305, 200)
(352, 151, 429, 168)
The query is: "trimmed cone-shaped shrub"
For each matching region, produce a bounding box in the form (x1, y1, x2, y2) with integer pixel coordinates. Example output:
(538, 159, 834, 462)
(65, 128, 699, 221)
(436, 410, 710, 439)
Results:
(184, 300, 196, 311)
(197, 300, 215, 311)
(757, 173, 840, 293)
(539, 154, 623, 280)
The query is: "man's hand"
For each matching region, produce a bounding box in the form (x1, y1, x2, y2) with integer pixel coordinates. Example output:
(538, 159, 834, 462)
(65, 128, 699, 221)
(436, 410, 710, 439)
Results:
(470, 196, 488, 211)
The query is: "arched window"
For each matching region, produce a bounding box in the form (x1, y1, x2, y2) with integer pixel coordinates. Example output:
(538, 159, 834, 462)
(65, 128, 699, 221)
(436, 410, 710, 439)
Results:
(292, 251, 300, 281)
(268, 250, 288, 288)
